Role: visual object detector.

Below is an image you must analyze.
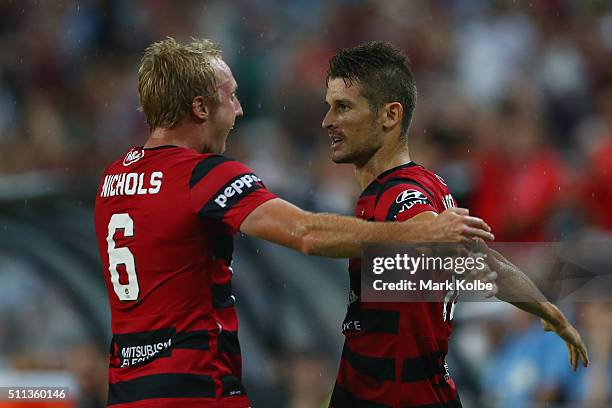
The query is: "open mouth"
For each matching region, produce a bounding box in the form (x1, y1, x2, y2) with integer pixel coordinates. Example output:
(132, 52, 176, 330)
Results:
(330, 134, 344, 148)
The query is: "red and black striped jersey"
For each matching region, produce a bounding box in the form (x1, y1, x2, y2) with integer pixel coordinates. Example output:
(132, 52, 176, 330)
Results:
(330, 162, 462, 408)
(94, 145, 276, 408)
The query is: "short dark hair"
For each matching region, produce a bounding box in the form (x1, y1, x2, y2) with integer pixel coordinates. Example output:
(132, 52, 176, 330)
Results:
(327, 41, 417, 136)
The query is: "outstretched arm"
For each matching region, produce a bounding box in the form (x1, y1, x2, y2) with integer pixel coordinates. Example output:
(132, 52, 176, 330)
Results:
(403, 211, 588, 371)
(486, 247, 589, 371)
(239, 198, 493, 258)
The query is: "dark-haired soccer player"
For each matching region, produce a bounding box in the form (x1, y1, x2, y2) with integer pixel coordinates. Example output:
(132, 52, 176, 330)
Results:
(322, 41, 588, 408)
(93, 38, 494, 408)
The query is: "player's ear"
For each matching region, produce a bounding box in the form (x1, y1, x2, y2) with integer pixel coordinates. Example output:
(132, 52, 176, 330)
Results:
(191, 96, 210, 121)
(382, 102, 403, 131)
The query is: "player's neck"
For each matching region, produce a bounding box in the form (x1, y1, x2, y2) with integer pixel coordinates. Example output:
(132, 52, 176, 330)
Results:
(145, 122, 215, 153)
(355, 141, 411, 190)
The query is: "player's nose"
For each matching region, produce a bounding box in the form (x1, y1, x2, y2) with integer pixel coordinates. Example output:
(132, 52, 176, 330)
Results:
(235, 98, 243, 117)
(322, 108, 333, 129)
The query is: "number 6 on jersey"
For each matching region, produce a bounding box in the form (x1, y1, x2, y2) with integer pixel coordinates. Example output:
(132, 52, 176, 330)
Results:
(106, 213, 139, 301)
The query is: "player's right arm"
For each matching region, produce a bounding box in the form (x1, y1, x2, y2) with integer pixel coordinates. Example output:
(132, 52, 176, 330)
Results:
(187, 155, 492, 258)
(239, 198, 493, 258)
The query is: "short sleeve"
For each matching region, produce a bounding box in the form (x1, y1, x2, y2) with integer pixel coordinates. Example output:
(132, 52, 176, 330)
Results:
(375, 179, 438, 222)
(188, 155, 277, 231)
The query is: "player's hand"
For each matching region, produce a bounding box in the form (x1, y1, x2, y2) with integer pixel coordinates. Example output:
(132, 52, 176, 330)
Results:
(431, 208, 494, 243)
(541, 317, 589, 371)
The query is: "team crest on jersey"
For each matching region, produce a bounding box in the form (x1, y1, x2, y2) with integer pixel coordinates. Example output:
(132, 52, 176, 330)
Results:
(123, 149, 145, 166)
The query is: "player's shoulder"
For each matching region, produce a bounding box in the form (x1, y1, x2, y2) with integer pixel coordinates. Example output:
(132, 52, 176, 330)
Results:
(381, 163, 446, 186)
(189, 152, 244, 173)
(374, 163, 443, 220)
(188, 152, 257, 188)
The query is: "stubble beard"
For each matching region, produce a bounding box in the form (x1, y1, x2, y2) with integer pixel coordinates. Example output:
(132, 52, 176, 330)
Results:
(332, 128, 381, 166)
(331, 148, 356, 164)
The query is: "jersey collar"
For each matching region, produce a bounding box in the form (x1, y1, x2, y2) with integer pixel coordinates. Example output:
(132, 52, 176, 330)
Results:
(360, 162, 419, 197)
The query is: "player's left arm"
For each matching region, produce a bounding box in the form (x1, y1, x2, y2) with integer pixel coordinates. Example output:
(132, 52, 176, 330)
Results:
(484, 247, 589, 371)
(416, 210, 589, 371)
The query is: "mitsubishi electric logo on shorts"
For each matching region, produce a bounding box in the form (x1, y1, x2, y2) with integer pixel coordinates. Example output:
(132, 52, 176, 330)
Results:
(214, 174, 262, 208)
(123, 149, 145, 166)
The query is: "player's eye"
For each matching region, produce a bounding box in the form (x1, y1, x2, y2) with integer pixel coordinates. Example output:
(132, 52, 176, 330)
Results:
(337, 103, 350, 112)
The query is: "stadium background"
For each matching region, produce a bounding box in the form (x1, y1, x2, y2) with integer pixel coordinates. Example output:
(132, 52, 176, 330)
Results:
(0, 0, 611, 407)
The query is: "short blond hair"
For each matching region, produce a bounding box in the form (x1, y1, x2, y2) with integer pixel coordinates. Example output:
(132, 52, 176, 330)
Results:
(138, 37, 222, 129)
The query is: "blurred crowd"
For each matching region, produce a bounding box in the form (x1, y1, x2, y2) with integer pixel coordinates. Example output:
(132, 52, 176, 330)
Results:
(1, 0, 612, 241)
(1, 0, 611, 407)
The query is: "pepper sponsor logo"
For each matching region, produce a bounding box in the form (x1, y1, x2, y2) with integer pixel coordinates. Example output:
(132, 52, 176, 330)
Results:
(214, 174, 262, 208)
